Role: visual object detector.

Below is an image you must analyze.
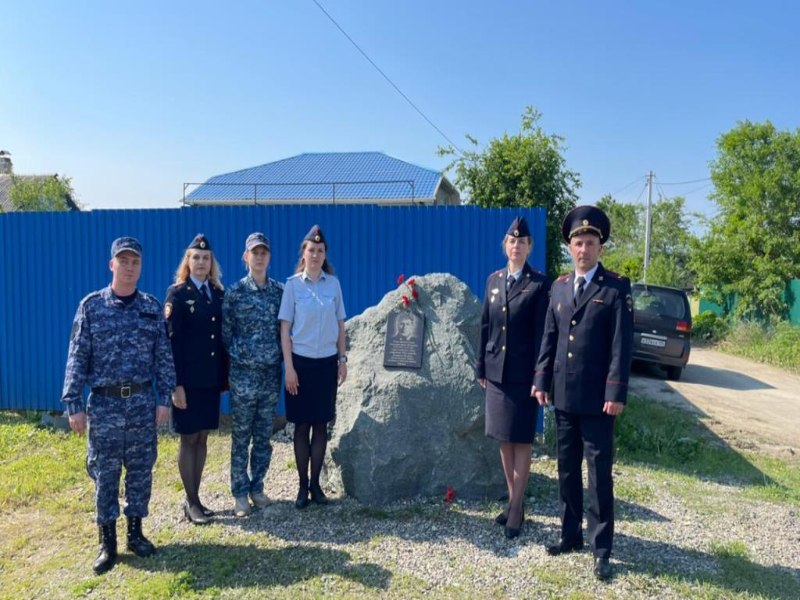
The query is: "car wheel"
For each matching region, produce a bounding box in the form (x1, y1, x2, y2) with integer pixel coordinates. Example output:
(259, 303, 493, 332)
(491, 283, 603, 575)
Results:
(666, 366, 683, 381)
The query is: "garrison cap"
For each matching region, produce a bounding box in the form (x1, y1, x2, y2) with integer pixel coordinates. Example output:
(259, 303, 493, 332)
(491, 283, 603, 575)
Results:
(506, 216, 531, 238)
(245, 232, 270, 251)
(303, 225, 326, 245)
(188, 233, 211, 251)
(110, 236, 142, 258)
(562, 205, 610, 244)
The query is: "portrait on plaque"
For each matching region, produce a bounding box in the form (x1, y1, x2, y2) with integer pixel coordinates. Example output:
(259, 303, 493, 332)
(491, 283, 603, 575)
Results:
(384, 311, 424, 368)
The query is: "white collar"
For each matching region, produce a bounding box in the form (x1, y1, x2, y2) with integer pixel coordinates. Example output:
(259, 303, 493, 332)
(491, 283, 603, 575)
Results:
(190, 275, 208, 291)
(575, 263, 599, 286)
(506, 266, 524, 280)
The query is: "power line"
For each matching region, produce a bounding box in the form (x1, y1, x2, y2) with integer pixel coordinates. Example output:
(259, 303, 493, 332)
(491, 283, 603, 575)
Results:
(634, 181, 649, 203)
(609, 175, 647, 197)
(310, 0, 464, 155)
(657, 177, 711, 186)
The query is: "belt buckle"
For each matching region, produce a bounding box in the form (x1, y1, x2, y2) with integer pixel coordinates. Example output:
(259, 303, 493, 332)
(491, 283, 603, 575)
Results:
(120, 385, 132, 399)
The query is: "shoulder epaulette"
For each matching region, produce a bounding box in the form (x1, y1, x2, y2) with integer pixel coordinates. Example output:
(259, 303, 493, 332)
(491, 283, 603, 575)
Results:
(139, 291, 162, 307)
(604, 270, 628, 281)
(556, 274, 570, 283)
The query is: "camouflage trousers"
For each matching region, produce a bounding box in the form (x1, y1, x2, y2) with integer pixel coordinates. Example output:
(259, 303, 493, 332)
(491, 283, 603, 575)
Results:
(229, 364, 281, 498)
(86, 392, 157, 525)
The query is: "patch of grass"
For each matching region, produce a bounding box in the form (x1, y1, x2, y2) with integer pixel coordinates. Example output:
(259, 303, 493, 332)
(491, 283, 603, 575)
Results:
(616, 478, 656, 504)
(616, 396, 800, 505)
(69, 577, 102, 597)
(717, 319, 800, 374)
(285, 458, 296, 471)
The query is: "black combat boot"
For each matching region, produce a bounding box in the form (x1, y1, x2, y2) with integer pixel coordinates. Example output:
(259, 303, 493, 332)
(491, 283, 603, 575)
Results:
(93, 521, 117, 575)
(126, 516, 156, 557)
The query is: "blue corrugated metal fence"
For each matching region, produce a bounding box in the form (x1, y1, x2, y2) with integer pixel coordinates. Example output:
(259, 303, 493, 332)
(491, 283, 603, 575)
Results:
(0, 205, 546, 411)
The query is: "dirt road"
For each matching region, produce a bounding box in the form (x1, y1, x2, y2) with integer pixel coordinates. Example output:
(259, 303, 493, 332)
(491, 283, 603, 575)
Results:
(629, 347, 799, 454)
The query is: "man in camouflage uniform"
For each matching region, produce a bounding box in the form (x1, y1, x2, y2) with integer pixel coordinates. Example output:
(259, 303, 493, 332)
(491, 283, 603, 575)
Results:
(222, 232, 284, 516)
(62, 237, 176, 575)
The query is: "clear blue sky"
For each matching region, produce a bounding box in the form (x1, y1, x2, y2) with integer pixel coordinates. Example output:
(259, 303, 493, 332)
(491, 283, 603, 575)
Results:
(2, 1, 798, 216)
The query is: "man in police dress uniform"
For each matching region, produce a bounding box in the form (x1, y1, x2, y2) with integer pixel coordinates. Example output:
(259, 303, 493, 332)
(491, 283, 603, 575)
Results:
(62, 237, 176, 575)
(534, 206, 633, 581)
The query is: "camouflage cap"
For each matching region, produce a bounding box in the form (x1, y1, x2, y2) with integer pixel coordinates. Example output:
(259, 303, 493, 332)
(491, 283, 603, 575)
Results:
(245, 232, 270, 251)
(110, 236, 143, 258)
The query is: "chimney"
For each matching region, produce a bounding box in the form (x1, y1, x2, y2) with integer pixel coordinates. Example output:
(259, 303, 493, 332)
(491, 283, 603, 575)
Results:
(0, 151, 12, 175)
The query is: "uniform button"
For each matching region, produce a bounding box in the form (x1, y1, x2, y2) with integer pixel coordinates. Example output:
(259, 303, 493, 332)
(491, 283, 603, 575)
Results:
(569, 335, 574, 341)
(502, 326, 506, 331)
(211, 352, 215, 356)
(568, 352, 573, 358)
(571, 320, 577, 326)
(212, 317, 216, 322)
(502, 307, 506, 312)
(211, 334, 215, 339)
(501, 345, 506, 351)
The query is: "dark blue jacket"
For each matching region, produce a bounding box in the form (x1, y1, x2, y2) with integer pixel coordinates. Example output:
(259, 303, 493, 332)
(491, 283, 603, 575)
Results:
(534, 263, 633, 414)
(476, 263, 551, 384)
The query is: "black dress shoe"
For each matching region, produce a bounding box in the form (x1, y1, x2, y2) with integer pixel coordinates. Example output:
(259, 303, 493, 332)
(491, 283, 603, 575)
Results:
(504, 505, 525, 539)
(594, 557, 612, 581)
(546, 540, 584, 556)
(494, 510, 509, 526)
(309, 483, 328, 505)
(199, 503, 215, 517)
(295, 487, 310, 510)
(183, 502, 210, 525)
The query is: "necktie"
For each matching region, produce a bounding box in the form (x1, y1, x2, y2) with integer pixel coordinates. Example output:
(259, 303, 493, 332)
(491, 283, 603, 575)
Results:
(201, 284, 211, 303)
(574, 276, 585, 306)
(506, 274, 515, 292)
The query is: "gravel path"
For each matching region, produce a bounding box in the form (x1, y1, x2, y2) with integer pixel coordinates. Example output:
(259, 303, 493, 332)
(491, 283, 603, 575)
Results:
(142, 435, 800, 599)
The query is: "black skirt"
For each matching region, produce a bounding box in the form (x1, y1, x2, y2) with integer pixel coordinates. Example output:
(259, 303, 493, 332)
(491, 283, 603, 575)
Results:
(172, 386, 221, 435)
(286, 353, 338, 424)
(485, 380, 539, 443)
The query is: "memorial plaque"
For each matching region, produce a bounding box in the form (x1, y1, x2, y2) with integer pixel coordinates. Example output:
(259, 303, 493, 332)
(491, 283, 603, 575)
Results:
(383, 311, 424, 368)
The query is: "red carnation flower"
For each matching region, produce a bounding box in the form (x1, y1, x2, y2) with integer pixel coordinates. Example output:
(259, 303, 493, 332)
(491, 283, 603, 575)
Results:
(397, 274, 405, 284)
(411, 288, 419, 300)
(402, 295, 409, 307)
(407, 278, 416, 286)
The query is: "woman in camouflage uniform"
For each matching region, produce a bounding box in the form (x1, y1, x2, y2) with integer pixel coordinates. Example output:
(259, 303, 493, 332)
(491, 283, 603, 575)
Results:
(222, 233, 284, 517)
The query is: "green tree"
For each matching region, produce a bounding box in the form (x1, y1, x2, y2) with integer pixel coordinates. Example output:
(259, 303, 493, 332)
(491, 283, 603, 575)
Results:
(438, 106, 580, 279)
(691, 120, 800, 319)
(9, 175, 77, 212)
(597, 194, 695, 288)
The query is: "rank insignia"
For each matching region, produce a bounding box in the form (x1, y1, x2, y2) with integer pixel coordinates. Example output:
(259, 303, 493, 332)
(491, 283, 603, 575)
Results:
(491, 288, 499, 295)
(186, 299, 195, 305)
(190, 306, 195, 313)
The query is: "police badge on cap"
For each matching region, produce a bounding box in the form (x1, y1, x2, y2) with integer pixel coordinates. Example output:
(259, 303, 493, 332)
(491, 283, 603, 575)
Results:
(561, 205, 611, 244)
(304, 225, 326, 245)
(506, 216, 531, 238)
(188, 234, 212, 251)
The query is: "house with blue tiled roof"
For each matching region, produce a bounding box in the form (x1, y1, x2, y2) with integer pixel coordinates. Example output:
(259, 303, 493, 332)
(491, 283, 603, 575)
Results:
(184, 152, 460, 206)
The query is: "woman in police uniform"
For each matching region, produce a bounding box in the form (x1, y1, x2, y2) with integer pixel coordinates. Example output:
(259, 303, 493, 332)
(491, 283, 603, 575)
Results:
(165, 234, 226, 525)
(279, 225, 347, 509)
(476, 216, 551, 539)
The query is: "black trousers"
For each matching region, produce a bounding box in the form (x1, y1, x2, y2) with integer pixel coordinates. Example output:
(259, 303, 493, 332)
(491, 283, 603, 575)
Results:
(555, 409, 615, 559)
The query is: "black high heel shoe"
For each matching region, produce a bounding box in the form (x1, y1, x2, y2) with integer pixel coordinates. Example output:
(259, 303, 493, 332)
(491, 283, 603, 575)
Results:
(295, 486, 310, 510)
(504, 505, 525, 539)
(494, 507, 509, 526)
(310, 482, 328, 505)
(183, 501, 210, 525)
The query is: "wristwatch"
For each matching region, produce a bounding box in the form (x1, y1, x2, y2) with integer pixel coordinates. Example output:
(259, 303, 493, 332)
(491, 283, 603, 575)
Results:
(339, 355, 348, 363)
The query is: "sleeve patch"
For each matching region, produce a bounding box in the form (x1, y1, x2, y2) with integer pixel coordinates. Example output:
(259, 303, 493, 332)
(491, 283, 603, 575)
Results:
(164, 303, 173, 319)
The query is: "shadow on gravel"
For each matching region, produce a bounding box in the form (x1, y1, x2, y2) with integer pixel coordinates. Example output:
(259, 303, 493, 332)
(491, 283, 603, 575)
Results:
(132, 542, 392, 593)
(614, 533, 800, 600)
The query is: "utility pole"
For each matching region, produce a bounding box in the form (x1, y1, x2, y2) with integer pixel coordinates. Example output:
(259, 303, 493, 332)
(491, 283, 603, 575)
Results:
(643, 171, 654, 284)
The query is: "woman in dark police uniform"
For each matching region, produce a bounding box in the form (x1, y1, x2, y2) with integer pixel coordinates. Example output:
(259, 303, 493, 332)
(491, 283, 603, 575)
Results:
(476, 217, 551, 539)
(279, 225, 348, 509)
(165, 234, 226, 525)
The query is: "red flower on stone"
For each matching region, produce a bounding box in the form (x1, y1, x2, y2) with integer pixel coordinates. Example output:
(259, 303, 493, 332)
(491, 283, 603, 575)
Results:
(397, 274, 405, 285)
(407, 278, 416, 286)
(411, 288, 419, 300)
(402, 295, 410, 307)
(444, 486, 455, 504)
